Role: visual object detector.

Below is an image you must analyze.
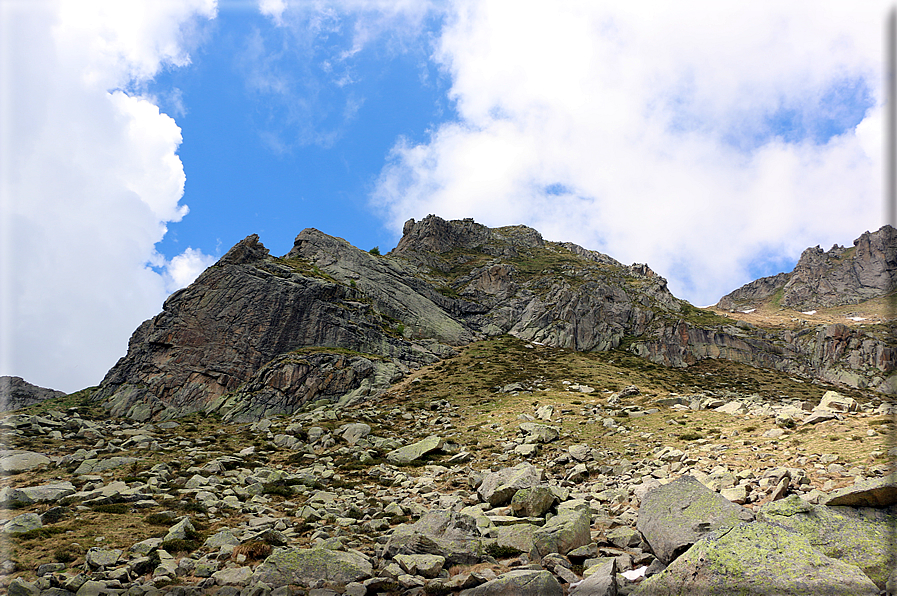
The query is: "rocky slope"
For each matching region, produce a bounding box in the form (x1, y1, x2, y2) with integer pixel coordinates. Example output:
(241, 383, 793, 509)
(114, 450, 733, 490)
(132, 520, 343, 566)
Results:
(1, 337, 894, 595)
(94, 216, 897, 423)
(0, 377, 65, 412)
(717, 224, 897, 311)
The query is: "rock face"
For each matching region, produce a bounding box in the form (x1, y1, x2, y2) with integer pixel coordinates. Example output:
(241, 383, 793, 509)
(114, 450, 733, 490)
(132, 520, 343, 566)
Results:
(93, 233, 454, 421)
(0, 377, 65, 412)
(93, 217, 896, 422)
(717, 224, 897, 310)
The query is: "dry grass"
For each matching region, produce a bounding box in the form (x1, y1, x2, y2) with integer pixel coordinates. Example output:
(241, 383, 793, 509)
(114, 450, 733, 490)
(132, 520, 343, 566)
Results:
(710, 292, 896, 331)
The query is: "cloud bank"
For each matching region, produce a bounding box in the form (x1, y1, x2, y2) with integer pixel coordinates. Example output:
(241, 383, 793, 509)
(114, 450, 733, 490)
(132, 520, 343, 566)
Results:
(371, 1, 887, 305)
(1, 0, 216, 393)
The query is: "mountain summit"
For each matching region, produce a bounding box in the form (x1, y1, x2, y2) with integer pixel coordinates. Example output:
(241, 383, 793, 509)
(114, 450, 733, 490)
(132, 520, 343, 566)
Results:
(93, 216, 895, 421)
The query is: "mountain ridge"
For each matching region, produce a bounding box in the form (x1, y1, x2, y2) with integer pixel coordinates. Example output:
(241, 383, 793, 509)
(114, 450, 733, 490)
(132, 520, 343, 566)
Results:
(92, 216, 896, 421)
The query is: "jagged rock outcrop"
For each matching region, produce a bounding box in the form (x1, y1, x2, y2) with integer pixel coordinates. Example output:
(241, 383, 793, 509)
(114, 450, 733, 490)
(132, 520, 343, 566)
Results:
(93, 216, 896, 421)
(717, 225, 897, 310)
(94, 216, 687, 420)
(93, 234, 455, 420)
(0, 377, 65, 412)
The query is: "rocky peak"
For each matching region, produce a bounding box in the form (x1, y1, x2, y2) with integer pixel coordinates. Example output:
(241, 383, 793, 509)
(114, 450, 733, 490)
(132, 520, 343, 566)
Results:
(218, 234, 270, 266)
(391, 215, 544, 270)
(717, 225, 897, 311)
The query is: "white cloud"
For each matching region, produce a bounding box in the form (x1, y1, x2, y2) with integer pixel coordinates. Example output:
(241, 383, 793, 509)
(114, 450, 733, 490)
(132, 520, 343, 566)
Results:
(0, 0, 217, 393)
(372, 0, 889, 305)
(162, 248, 218, 293)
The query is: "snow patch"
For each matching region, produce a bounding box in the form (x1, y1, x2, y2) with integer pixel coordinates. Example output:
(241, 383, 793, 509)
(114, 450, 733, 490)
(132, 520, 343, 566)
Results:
(622, 566, 648, 581)
(801, 310, 817, 315)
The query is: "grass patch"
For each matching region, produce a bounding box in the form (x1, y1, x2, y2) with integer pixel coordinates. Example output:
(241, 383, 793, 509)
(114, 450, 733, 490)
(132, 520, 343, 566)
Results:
(11, 527, 67, 541)
(232, 540, 272, 562)
(90, 503, 130, 514)
(485, 543, 523, 559)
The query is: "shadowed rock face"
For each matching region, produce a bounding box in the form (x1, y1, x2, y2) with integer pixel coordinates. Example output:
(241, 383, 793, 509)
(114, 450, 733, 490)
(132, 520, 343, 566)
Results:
(718, 224, 897, 311)
(93, 217, 896, 421)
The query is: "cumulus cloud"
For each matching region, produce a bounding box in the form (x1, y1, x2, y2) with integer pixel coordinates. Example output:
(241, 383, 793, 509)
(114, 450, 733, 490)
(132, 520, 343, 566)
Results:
(161, 248, 218, 293)
(1, 0, 217, 392)
(372, 1, 888, 305)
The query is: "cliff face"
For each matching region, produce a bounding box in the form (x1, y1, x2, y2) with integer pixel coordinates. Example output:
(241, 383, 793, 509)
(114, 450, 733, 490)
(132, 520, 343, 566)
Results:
(718, 225, 897, 311)
(94, 216, 896, 421)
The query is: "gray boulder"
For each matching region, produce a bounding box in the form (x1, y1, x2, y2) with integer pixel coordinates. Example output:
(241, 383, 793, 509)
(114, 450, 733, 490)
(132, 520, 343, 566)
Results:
(0, 450, 50, 473)
(459, 569, 564, 596)
(85, 547, 122, 569)
(510, 486, 557, 518)
(382, 509, 485, 565)
(632, 522, 880, 595)
(758, 495, 896, 589)
(342, 423, 371, 445)
(385, 435, 444, 465)
(532, 508, 591, 557)
(570, 558, 617, 596)
(823, 475, 897, 507)
(636, 474, 754, 564)
(252, 547, 373, 587)
(478, 463, 544, 506)
(518, 422, 559, 443)
(4, 512, 42, 534)
(163, 517, 195, 542)
(393, 553, 445, 578)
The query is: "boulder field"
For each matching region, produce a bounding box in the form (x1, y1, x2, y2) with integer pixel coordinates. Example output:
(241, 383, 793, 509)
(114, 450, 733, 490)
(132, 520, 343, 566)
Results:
(1, 383, 894, 595)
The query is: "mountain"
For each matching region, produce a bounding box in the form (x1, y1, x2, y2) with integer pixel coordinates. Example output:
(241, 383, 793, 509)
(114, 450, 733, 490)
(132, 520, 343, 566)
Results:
(0, 376, 66, 412)
(717, 225, 897, 311)
(93, 216, 896, 422)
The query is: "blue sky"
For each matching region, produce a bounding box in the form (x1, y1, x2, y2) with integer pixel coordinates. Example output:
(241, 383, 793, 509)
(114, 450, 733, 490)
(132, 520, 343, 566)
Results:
(149, 4, 453, 261)
(1, 1, 890, 392)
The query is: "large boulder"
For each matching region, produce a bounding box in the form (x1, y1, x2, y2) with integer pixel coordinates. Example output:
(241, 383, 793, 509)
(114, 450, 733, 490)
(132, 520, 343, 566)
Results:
(636, 474, 754, 564)
(382, 509, 486, 565)
(3, 513, 42, 534)
(510, 486, 558, 518)
(569, 558, 617, 596)
(0, 450, 50, 473)
(633, 522, 880, 596)
(385, 435, 444, 465)
(532, 508, 591, 557)
(758, 495, 896, 589)
(478, 463, 544, 507)
(252, 547, 373, 587)
(823, 475, 897, 508)
(459, 569, 564, 596)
